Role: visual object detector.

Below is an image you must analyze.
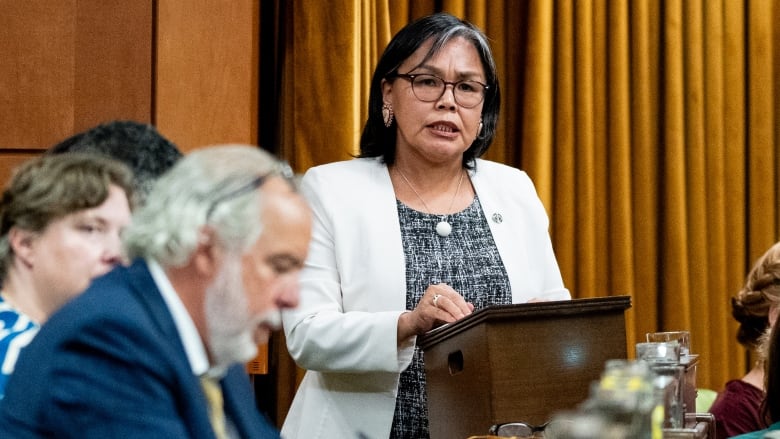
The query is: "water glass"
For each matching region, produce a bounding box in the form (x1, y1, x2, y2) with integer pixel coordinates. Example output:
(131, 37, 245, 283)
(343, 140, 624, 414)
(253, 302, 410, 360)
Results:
(646, 331, 690, 356)
(635, 341, 681, 363)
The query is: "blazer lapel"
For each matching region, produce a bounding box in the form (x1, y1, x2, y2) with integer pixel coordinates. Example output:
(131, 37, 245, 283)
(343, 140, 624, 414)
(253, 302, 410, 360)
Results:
(125, 259, 183, 342)
(124, 259, 218, 438)
(222, 365, 279, 438)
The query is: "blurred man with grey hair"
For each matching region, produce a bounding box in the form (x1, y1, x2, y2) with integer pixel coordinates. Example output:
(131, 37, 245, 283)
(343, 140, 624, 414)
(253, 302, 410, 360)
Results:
(0, 145, 312, 439)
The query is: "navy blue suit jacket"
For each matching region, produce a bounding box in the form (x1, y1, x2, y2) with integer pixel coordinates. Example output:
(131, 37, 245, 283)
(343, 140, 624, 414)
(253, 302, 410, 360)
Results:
(0, 259, 280, 438)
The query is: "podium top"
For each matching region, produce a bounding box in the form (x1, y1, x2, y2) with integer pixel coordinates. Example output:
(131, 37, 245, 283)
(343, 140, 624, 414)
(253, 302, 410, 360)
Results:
(418, 295, 631, 350)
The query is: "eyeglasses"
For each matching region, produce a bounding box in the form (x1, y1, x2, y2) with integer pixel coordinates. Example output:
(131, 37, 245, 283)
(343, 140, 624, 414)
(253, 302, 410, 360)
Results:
(205, 160, 294, 220)
(394, 73, 489, 108)
(489, 421, 549, 437)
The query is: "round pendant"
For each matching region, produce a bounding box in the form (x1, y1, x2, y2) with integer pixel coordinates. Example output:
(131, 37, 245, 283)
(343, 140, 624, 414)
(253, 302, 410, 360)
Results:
(435, 220, 452, 237)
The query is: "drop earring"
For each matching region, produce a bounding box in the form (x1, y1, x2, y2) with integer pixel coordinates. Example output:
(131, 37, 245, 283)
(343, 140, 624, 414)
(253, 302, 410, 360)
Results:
(382, 103, 394, 127)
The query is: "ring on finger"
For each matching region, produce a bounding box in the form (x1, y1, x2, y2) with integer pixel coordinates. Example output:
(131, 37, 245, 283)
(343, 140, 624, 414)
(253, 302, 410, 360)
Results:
(433, 294, 442, 307)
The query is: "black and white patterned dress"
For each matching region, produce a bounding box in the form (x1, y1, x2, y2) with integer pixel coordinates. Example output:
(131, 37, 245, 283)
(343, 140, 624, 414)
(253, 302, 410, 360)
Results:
(390, 194, 512, 439)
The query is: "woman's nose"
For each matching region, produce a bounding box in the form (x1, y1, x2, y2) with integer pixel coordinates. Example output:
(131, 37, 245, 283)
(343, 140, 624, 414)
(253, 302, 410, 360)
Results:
(102, 232, 124, 265)
(436, 85, 457, 110)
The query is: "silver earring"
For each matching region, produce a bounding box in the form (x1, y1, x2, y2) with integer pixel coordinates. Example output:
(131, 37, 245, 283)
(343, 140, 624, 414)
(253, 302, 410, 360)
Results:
(382, 103, 394, 127)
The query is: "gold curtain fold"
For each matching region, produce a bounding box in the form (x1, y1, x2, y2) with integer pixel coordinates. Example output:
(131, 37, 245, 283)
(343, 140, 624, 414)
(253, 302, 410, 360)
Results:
(278, 0, 780, 396)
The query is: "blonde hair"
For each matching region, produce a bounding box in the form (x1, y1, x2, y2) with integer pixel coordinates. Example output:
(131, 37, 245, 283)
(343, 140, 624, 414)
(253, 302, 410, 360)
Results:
(732, 242, 780, 350)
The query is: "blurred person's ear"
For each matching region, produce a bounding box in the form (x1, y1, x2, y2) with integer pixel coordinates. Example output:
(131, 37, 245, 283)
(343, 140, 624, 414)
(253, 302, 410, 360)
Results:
(8, 227, 36, 267)
(192, 226, 221, 278)
(770, 304, 780, 328)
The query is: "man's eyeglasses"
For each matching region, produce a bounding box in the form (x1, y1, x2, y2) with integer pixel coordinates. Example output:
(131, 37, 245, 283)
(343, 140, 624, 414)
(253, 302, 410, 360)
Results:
(205, 160, 294, 220)
(393, 72, 489, 108)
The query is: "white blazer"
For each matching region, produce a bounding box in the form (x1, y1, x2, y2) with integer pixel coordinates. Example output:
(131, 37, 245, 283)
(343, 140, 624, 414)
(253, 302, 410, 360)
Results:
(281, 158, 569, 439)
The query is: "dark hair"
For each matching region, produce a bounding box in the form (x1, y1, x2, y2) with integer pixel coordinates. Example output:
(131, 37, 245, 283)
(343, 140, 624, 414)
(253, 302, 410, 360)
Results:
(358, 12, 500, 169)
(732, 242, 780, 350)
(48, 120, 182, 200)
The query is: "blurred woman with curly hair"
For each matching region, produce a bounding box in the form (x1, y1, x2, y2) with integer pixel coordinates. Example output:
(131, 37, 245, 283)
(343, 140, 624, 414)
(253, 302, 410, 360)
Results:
(710, 242, 780, 438)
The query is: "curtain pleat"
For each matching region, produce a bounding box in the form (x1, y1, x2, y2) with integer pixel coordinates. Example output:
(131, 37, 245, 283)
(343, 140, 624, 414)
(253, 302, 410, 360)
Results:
(748, 0, 777, 258)
(660, 0, 689, 339)
(276, 0, 780, 401)
(628, 0, 661, 366)
(682, 0, 707, 377)
(575, 1, 599, 299)
(525, 0, 555, 204)
(607, 0, 635, 345)
(700, 0, 734, 386)
(591, 0, 610, 303)
(552, 0, 577, 300)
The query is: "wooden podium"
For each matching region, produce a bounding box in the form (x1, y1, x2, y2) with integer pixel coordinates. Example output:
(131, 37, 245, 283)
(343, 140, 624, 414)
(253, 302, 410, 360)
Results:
(418, 296, 631, 439)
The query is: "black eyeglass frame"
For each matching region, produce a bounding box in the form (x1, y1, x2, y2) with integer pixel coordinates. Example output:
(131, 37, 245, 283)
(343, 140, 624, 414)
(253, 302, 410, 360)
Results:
(205, 161, 295, 220)
(393, 72, 490, 109)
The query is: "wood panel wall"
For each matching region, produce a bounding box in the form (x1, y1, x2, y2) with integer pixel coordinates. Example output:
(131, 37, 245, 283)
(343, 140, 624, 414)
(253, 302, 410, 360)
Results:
(0, 0, 153, 184)
(0, 0, 276, 423)
(1, 0, 272, 394)
(156, 0, 259, 150)
(0, 0, 259, 170)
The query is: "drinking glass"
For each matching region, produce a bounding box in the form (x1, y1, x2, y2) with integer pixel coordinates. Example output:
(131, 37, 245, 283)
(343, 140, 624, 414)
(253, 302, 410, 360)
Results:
(635, 341, 681, 363)
(646, 331, 690, 356)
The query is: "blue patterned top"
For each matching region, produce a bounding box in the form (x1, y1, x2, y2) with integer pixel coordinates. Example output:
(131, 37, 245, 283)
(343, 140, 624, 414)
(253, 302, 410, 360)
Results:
(0, 294, 39, 398)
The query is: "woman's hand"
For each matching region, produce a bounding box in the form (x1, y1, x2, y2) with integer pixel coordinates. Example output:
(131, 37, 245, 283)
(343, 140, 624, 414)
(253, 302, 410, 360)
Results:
(397, 283, 474, 344)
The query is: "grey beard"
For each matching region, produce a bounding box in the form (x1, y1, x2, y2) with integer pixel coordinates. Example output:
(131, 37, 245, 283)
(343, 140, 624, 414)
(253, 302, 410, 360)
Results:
(204, 256, 258, 369)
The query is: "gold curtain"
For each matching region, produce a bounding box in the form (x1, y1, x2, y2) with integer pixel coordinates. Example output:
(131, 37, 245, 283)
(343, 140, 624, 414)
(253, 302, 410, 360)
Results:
(278, 0, 780, 395)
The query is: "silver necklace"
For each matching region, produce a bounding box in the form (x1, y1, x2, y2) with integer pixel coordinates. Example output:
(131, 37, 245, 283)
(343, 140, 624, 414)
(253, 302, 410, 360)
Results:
(396, 168, 465, 237)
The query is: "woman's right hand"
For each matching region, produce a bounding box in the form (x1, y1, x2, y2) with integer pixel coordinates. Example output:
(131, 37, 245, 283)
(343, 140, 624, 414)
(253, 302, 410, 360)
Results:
(397, 283, 474, 343)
